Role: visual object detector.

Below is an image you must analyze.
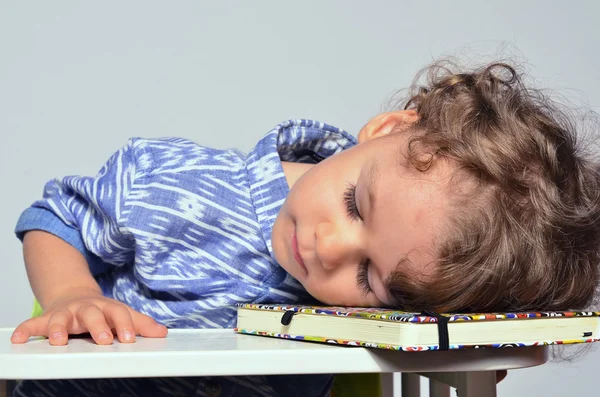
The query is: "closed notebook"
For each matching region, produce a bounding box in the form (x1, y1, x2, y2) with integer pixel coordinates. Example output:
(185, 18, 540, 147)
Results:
(235, 304, 600, 351)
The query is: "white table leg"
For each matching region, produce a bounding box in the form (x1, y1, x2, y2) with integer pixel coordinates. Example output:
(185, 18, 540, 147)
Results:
(456, 371, 496, 397)
(430, 378, 451, 397)
(380, 373, 395, 397)
(401, 373, 421, 397)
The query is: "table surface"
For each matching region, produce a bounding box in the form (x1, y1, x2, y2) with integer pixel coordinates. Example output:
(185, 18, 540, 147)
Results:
(0, 328, 548, 380)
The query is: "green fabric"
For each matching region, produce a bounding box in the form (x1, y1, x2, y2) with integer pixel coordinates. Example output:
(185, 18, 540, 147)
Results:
(30, 298, 380, 396)
(331, 373, 381, 397)
(32, 299, 43, 317)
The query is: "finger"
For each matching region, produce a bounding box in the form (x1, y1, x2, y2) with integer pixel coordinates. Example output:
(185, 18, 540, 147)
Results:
(47, 310, 73, 346)
(131, 312, 168, 338)
(77, 304, 114, 345)
(103, 304, 136, 343)
(11, 316, 49, 344)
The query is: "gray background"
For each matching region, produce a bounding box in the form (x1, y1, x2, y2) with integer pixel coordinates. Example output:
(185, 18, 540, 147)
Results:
(1, 1, 599, 395)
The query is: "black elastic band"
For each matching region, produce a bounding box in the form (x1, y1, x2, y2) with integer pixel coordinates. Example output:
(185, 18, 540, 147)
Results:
(281, 310, 296, 326)
(421, 310, 450, 350)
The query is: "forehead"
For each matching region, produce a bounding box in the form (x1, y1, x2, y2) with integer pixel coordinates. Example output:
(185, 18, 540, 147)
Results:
(360, 147, 453, 277)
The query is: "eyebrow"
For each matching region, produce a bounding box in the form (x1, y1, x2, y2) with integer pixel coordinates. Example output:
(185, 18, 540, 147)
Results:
(365, 158, 380, 224)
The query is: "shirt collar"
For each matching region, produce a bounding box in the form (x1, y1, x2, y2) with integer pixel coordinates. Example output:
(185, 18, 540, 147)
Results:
(246, 119, 357, 261)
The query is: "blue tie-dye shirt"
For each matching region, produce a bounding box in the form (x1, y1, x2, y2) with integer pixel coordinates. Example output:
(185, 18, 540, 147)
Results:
(14, 119, 357, 397)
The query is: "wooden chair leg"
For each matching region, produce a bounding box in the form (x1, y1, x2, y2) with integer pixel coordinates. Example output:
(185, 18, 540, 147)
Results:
(455, 371, 496, 397)
(430, 378, 451, 397)
(401, 373, 421, 397)
(380, 373, 395, 397)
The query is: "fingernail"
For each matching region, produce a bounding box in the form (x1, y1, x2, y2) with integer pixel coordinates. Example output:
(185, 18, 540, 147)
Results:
(123, 330, 134, 341)
(11, 332, 24, 341)
(51, 332, 64, 340)
(98, 331, 110, 340)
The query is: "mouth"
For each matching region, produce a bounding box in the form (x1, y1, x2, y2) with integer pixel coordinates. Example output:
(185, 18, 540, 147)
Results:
(291, 229, 308, 275)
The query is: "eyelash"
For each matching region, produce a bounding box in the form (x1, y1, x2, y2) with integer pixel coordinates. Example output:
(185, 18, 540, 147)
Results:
(343, 184, 373, 295)
(357, 258, 372, 296)
(343, 183, 362, 221)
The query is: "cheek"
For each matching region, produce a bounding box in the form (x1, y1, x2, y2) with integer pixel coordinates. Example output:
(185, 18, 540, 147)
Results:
(304, 272, 364, 306)
(289, 177, 340, 217)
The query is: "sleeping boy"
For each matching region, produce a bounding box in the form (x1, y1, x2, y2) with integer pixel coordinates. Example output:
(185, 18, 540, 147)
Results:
(11, 61, 600, 396)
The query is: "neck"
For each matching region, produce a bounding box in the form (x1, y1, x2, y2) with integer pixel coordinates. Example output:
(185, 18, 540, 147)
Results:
(281, 161, 314, 189)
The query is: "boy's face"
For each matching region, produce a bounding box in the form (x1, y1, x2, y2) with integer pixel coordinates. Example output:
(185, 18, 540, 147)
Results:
(272, 111, 454, 307)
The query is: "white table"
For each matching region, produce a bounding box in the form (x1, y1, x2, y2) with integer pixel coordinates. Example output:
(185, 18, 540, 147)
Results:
(0, 328, 548, 397)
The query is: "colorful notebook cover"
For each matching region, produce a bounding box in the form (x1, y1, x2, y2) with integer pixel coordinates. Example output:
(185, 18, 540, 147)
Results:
(235, 303, 600, 351)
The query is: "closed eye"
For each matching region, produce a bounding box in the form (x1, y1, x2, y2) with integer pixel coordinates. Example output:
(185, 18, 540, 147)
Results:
(344, 183, 373, 296)
(343, 183, 361, 221)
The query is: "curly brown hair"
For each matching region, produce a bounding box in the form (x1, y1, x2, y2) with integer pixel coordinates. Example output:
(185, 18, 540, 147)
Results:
(386, 60, 600, 313)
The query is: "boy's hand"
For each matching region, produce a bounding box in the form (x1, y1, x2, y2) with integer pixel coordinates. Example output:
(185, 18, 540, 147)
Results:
(10, 288, 168, 345)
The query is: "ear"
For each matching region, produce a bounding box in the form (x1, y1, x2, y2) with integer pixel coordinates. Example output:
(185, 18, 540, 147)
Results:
(357, 110, 418, 143)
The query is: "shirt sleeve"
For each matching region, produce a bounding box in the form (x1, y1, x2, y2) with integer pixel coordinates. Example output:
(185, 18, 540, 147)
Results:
(15, 139, 142, 269)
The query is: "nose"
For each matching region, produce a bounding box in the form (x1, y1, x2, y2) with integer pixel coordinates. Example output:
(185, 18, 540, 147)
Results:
(315, 222, 361, 270)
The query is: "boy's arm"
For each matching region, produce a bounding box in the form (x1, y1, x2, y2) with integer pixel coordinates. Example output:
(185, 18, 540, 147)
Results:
(23, 231, 102, 308)
(12, 139, 167, 345)
(11, 230, 167, 345)
(15, 138, 143, 267)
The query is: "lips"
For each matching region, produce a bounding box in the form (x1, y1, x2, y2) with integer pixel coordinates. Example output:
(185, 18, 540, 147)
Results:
(291, 230, 308, 274)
